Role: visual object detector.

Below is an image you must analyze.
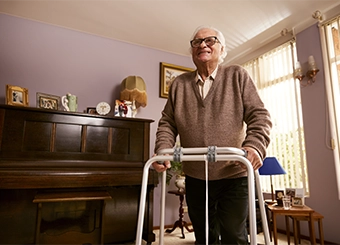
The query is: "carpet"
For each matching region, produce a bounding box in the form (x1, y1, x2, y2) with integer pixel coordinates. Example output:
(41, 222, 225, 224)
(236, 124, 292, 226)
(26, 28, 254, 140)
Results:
(121, 228, 312, 244)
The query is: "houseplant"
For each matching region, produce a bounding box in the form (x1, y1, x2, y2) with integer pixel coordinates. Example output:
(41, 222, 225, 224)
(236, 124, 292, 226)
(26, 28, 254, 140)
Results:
(166, 161, 185, 192)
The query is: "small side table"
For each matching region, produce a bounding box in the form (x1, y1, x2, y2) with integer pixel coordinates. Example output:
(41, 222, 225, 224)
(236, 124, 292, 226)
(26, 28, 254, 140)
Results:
(289, 211, 324, 245)
(166, 190, 194, 239)
(267, 204, 316, 245)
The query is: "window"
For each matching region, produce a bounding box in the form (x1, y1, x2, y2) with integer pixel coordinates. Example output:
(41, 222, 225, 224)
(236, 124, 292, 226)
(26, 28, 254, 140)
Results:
(320, 16, 340, 199)
(243, 41, 309, 195)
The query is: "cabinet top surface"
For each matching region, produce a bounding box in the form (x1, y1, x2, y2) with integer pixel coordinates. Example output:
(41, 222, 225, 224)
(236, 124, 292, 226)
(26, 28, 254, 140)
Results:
(0, 104, 154, 123)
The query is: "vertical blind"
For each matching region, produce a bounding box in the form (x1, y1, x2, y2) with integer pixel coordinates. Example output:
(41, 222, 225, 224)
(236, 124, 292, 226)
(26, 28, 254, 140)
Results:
(320, 16, 340, 199)
(243, 41, 309, 195)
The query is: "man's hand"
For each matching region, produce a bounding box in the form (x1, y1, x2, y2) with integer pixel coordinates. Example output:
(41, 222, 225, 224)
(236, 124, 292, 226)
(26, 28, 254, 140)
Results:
(238, 146, 263, 170)
(151, 154, 171, 173)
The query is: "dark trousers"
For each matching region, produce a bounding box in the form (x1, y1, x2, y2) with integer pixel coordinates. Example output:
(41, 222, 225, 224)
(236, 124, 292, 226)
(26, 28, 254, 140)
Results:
(185, 175, 249, 245)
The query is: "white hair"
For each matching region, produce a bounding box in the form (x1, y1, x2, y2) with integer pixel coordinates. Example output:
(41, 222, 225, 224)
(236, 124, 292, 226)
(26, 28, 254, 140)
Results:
(189, 25, 228, 64)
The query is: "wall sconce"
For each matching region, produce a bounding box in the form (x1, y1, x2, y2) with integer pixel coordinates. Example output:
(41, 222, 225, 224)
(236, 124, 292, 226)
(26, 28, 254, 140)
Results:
(294, 55, 319, 87)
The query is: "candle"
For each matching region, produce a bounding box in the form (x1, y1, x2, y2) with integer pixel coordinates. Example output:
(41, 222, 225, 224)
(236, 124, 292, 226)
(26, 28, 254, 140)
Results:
(295, 61, 301, 69)
(294, 61, 303, 77)
(308, 55, 315, 65)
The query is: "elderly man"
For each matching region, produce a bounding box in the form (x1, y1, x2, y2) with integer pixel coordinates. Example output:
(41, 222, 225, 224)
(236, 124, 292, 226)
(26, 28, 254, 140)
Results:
(152, 26, 272, 245)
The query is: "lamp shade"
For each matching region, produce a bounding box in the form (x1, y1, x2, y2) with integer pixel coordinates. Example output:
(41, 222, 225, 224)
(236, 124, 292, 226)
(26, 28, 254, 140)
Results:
(259, 157, 286, 175)
(120, 76, 147, 108)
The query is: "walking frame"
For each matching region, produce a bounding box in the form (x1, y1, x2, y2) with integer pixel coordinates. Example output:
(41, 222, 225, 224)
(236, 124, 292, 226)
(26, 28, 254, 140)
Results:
(136, 146, 271, 245)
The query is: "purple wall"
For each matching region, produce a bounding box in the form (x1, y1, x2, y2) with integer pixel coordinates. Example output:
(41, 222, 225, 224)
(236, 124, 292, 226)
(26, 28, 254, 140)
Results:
(1, 14, 340, 243)
(0, 13, 194, 227)
(295, 24, 340, 243)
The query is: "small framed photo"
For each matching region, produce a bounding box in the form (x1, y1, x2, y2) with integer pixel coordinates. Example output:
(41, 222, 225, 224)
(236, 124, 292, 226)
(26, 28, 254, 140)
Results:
(86, 107, 98, 115)
(285, 187, 304, 198)
(275, 190, 284, 206)
(285, 188, 296, 198)
(294, 188, 305, 198)
(36, 92, 61, 110)
(292, 197, 304, 207)
(160, 62, 194, 98)
(6, 85, 29, 106)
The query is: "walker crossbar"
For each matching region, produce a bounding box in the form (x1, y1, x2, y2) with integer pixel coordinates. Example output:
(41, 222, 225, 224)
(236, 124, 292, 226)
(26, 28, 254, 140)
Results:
(135, 146, 271, 245)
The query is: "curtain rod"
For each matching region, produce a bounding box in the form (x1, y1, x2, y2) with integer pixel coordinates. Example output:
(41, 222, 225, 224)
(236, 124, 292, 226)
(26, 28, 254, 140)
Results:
(320, 14, 340, 27)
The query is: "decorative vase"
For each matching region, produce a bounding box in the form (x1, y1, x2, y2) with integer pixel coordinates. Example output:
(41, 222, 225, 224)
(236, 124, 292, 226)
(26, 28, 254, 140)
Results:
(61, 93, 78, 112)
(175, 175, 185, 192)
(131, 100, 137, 118)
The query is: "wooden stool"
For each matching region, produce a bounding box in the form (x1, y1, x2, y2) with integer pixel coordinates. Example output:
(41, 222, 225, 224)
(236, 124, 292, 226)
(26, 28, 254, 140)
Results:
(33, 190, 112, 244)
(289, 211, 324, 245)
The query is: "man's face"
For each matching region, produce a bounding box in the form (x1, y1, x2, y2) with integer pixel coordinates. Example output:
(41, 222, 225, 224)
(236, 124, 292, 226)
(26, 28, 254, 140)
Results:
(191, 28, 223, 66)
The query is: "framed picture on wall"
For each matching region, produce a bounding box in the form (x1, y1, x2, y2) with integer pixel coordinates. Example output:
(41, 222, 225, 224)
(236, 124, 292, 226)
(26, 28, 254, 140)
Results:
(36, 92, 61, 110)
(6, 85, 29, 107)
(160, 62, 194, 98)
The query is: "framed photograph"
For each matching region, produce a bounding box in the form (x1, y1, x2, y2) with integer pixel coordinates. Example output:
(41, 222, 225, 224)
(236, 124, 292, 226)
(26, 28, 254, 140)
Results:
(86, 107, 99, 115)
(285, 187, 304, 198)
(292, 197, 304, 207)
(160, 62, 194, 98)
(275, 190, 284, 206)
(36, 92, 61, 110)
(294, 188, 305, 198)
(285, 188, 296, 198)
(6, 85, 29, 106)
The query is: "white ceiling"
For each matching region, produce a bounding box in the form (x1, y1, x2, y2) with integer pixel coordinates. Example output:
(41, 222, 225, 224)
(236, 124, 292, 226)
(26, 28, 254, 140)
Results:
(1, 0, 340, 64)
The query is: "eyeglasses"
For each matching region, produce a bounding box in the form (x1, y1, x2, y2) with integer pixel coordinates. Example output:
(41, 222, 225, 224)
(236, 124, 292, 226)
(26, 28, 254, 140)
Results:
(190, 36, 220, 48)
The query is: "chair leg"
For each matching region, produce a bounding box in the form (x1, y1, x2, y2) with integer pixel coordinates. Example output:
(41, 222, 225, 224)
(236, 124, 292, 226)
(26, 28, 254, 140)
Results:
(35, 202, 42, 245)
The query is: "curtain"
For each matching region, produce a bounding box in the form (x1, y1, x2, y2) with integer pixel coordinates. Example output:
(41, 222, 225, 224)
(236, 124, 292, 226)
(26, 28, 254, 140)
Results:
(320, 16, 340, 199)
(243, 41, 309, 195)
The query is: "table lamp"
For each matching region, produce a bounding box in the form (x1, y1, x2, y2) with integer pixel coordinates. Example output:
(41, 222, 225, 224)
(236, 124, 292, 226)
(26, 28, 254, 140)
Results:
(116, 76, 148, 117)
(120, 76, 147, 117)
(259, 157, 286, 201)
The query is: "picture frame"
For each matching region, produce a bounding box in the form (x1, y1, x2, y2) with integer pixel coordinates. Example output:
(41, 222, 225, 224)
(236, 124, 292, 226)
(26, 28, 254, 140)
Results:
(286, 187, 305, 207)
(86, 107, 99, 115)
(292, 197, 304, 207)
(285, 188, 296, 198)
(6, 85, 29, 106)
(285, 187, 304, 198)
(160, 62, 194, 98)
(275, 190, 284, 206)
(36, 92, 61, 110)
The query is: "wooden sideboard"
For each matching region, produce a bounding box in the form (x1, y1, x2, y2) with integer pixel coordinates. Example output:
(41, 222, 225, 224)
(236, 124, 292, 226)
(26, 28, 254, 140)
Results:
(0, 105, 157, 244)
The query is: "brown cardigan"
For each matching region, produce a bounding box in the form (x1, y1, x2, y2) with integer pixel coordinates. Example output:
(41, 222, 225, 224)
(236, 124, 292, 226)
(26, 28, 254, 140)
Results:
(154, 64, 272, 180)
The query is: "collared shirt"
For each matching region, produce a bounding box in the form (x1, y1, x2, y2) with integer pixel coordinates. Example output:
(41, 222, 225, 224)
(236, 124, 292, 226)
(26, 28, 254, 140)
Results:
(196, 67, 218, 98)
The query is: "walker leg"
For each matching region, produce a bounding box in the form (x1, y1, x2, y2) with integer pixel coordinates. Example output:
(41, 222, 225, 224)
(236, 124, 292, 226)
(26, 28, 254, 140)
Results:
(159, 171, 167, 245)
(255, 171, 271, 244)
(247, 167, 257, 245)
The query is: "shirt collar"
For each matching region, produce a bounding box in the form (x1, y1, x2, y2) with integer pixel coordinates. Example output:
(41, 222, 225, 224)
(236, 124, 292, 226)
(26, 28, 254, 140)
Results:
(196, 66, 218, 84)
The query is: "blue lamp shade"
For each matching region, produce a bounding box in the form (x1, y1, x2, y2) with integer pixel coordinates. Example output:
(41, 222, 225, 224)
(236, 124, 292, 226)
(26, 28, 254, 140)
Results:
(259, 157, 286, 175)
(259, 157, 286, 201)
